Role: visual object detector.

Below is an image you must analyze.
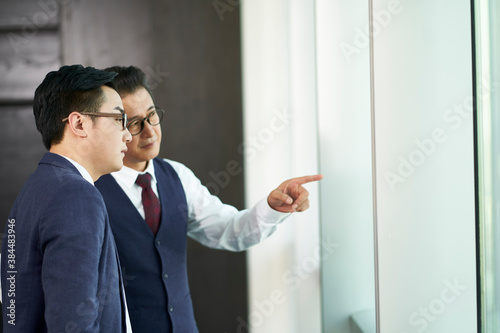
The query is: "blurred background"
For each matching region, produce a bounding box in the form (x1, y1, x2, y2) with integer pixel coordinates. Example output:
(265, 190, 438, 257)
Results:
(2, 0, 498, 332)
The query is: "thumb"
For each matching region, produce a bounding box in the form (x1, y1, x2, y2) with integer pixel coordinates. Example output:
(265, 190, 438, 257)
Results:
(268, 189, 293, 207)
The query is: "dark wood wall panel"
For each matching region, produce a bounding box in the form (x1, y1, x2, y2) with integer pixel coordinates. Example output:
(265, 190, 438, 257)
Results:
(0, 0, 59, 29)
(0, 0, 60, 232)
(152, 0, 244, 198)
(0, 106, 46, 228)
(150, 2, 247, 331)
(61, 0, 155, 69)
(0, 31, 60, 102)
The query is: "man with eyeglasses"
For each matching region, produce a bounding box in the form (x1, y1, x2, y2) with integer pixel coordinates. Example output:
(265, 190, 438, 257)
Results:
(1, 65, 132, 332)
(95, 66, 322, 333)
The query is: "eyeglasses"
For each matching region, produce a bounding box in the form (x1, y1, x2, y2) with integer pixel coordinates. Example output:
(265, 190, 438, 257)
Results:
(62, 112, 128, 131)
(127, 108, 164, 136)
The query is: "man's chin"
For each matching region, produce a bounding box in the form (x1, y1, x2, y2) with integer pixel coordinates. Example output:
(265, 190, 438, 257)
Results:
(108, 162, 124, 174)
(139, 148, 160, 161)
(123, 153, 158, 171)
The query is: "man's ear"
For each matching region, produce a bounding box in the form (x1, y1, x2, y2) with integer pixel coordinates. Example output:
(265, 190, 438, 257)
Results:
(65, 112, 88, 138)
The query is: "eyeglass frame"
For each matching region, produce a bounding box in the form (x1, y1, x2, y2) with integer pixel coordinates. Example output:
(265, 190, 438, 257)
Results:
(62, 112, 128, 131)
(126, 107, 165, 136)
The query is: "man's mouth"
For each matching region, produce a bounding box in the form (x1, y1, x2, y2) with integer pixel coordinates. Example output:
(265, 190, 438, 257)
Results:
(140, 136, 158, 149)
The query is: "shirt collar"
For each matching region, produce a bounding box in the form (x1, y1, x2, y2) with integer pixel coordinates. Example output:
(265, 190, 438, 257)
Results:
(59, 155, 95, 185)
(111, 160, 157, 189)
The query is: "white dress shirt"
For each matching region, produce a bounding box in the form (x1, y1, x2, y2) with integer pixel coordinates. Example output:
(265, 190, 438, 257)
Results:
(110, 158, 290, 251)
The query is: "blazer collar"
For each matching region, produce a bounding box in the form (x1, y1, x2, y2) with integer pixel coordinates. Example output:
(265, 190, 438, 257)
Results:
(39, 152, 93, 184)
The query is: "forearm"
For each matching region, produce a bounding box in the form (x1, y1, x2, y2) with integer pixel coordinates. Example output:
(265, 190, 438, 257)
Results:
(188, 198, 290, 251)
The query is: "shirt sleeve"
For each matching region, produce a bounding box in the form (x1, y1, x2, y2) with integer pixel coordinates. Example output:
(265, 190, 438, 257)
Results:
(164, 159, 291, 251)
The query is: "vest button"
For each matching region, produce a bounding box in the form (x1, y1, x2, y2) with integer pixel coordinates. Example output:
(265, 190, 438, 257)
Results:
(169, 306, 174, 312)
(163, 273, 168, 279)
(156, 240, 161, 246)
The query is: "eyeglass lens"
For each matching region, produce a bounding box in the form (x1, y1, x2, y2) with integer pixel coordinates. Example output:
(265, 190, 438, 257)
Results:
(127, 109, 163, 136)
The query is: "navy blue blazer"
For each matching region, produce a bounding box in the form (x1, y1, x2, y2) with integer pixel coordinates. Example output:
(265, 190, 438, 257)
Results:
(96, 158, 198, 333)
(1, 152, 126, 332)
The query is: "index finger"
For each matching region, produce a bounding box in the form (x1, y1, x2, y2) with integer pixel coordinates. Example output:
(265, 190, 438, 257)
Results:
(290, 174, 323, 185)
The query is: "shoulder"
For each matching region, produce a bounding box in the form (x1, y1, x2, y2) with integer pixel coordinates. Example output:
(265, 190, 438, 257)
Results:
(46, 175, 105, 220)
(24, 160, 97, 200)
(60, 176, 100, 197)
(159, 158, 189, 172)
(156, 158, 199, 180)
(37, 176, 107, 240)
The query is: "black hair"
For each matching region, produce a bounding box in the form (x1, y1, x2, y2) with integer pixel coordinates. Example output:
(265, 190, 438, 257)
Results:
(102, 66, 154, 100)
(33, 64, 118, 150)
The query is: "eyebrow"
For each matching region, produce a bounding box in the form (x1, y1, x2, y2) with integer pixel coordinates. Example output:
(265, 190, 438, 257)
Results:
(128, 106, 156, 121)
(114, 106, 125, 114)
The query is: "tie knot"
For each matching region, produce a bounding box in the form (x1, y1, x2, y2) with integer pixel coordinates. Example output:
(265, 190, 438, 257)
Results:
(136, 173, 152, 189)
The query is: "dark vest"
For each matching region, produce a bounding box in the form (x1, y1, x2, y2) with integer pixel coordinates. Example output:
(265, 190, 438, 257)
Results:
(96, 158, 198, 333)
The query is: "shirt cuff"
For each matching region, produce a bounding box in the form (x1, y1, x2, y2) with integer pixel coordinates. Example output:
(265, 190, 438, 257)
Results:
(254, 198, 291, 225)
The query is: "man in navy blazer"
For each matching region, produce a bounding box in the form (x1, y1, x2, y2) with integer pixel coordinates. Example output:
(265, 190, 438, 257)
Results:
(1, 65, 132, 332)
(95, 66, 322, 332)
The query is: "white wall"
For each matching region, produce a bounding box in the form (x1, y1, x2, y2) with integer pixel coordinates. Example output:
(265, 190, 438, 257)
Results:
(316, 0, 376, 332)
(241, 0, 478, 332)
(241, 1, 321, 332)
(372, 0, 477, 332)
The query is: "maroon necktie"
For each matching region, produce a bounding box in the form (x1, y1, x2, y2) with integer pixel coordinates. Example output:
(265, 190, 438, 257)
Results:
(136, 173, 161, 234)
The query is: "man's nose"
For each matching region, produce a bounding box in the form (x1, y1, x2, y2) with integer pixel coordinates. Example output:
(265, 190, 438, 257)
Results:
(124, 128, 132, 143)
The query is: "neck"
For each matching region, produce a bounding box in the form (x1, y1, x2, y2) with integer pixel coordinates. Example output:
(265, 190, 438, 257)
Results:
(50, 144, 100, 182)
(124, 159, 149, 172)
